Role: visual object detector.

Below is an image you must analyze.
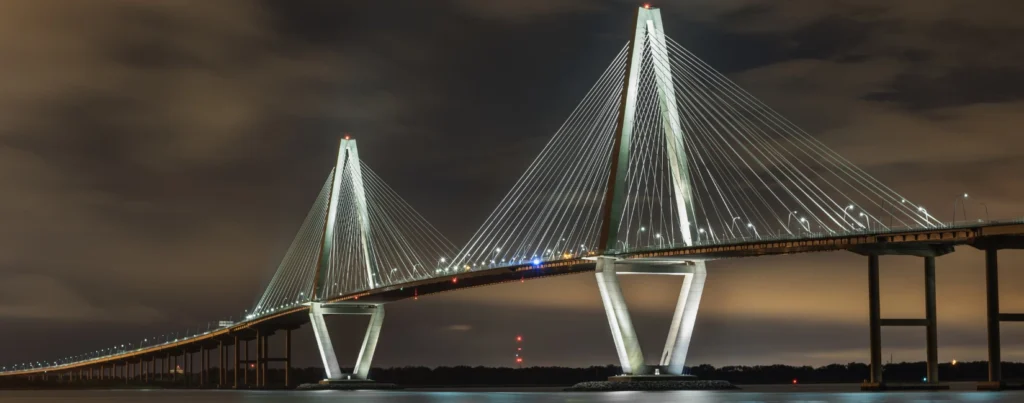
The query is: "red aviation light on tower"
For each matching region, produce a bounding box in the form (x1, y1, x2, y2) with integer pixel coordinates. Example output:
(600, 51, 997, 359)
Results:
(516, 335, 522, 342)
(643, 3, 651, 9)
(344, 133, 351, 140)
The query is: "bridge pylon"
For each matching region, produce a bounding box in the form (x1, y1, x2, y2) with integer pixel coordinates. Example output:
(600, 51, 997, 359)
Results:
(308, 138, 385, 382)
(595, 5, 706, 377)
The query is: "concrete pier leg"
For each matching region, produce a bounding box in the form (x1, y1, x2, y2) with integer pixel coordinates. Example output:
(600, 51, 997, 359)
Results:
(595, 257, 646, 375)
(201, 348, 207, 386)
(868, 254, 882, 384)
(309, 303, 344, 380)
(354, 306, 385, 380)
(244, 340, 249, 386)
(285, 329, 292, 387)
(233, 336, 240, 388)
(986, 249, 1001, 383)
(261, 335, 268, 386)
(259, 335, 265, 387)
(186, 352, 192, 387)
(660, 261, 707, 375)
(925, 256, 938, 383)
(255, 331, 262, 387)
(218, 341, 225, 387)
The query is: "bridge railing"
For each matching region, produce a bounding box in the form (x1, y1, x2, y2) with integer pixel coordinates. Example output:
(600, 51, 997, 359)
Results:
(608, 217, 1024, 255)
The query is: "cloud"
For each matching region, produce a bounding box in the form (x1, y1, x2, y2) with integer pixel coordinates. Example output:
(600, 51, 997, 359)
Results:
(0, 274, 165, 323)
(450, 0, 599, 21)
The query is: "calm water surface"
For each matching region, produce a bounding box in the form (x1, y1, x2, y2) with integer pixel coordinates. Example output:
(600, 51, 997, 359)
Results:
(1, 385, 1020, 402)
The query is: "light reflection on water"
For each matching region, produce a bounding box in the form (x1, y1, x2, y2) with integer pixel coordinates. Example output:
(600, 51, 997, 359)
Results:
(0, 388, 1020, 403)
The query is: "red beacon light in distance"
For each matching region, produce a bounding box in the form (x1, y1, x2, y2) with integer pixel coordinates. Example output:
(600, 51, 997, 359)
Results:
(344, 133, 351, 140)
(643, 3, 651, 9)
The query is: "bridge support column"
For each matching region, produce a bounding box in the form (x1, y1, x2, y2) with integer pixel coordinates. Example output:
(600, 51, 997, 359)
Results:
(661, 261, 707, 375)
(185, 351, 191, 387)
(285, 329, 292, 388)
(868, 254, 882, 384)
(595, 258, 706, 376)
(310, 302, 385, 381)
(856, 252, 951, 391)
(254, 330, 262, 387)
(219, 341, 226, 387)
(200, 348, 206, 387)
(244, 339, 249, 386)
(233, 336, 240, 388)
(595, 257, 645, 375)
(260, 334, 267, 386)
(985, 248, 1001, 385)
(925, 256, 938, 384)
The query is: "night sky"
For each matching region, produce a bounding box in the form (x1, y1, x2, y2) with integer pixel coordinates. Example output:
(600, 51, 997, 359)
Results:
(3, 0, 1024, 370)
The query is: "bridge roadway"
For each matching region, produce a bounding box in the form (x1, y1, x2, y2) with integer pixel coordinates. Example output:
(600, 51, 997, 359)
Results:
(4, 220, 1024, 387)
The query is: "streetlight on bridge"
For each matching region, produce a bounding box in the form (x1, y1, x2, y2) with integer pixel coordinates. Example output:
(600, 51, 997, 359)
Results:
(953, 193, 968, 224)
(786, 211, 799, 232)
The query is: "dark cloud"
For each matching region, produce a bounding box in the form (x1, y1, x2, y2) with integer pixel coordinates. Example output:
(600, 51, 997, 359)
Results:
(2, 0, 1024, 370)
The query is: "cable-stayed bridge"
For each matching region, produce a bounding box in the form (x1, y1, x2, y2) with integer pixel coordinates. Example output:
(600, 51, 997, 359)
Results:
(2, 6, 1023, 390)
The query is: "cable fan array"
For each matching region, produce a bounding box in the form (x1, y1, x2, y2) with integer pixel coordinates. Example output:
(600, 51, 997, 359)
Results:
(445, 27, 939, 271)
(252, 160, 456, 319)
(444, 46, 629, 273)
(617, 26, 939, 252)
(251, 172, 332, 319)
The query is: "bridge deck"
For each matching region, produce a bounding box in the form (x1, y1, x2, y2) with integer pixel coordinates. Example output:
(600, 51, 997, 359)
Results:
(4, 221, 1023, 377)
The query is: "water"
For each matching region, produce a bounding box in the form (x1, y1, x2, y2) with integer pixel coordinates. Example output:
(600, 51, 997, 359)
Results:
(1, 386, 1021, 402)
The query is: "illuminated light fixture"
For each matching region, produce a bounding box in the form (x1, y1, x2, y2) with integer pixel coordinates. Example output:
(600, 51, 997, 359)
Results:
(643, 3, 651, 9)
(344, 133, 351, 140)
(532, 258, 541, 266)
(452, 277, 458, 284)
